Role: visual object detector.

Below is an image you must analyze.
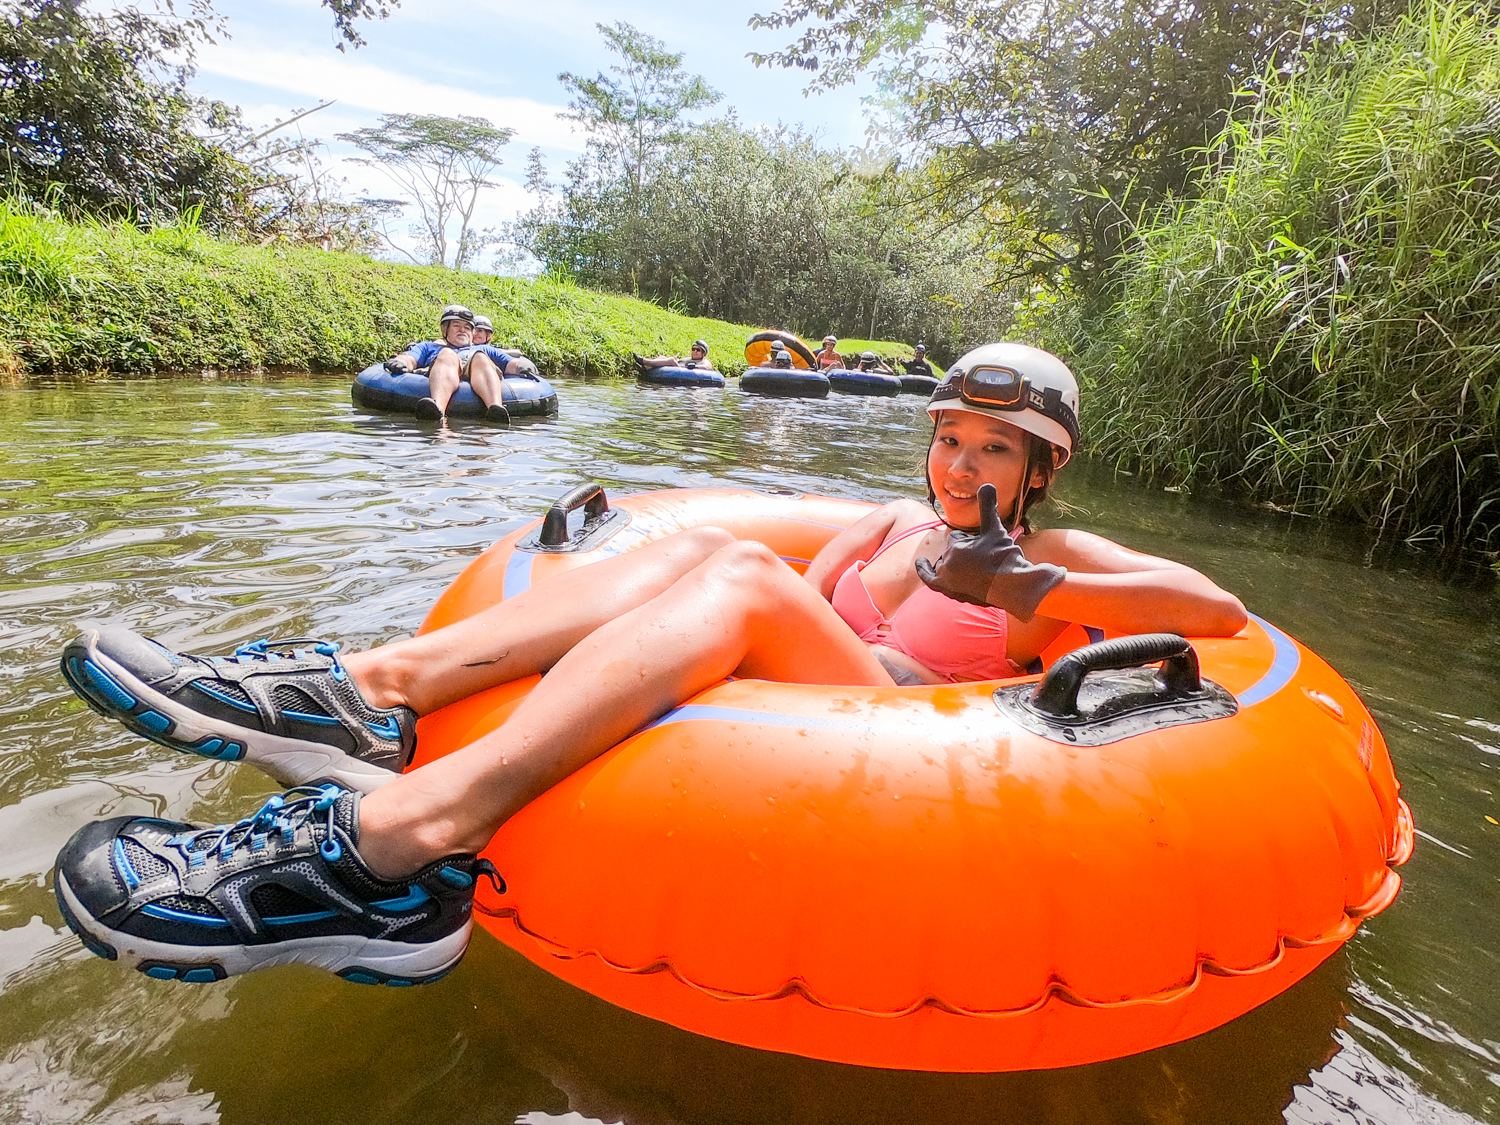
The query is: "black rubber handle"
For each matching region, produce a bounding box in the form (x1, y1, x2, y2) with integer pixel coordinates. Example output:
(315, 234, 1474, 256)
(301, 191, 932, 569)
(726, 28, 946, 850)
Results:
(539, 483, 610, 548)
(1031, 633, 1200, 717)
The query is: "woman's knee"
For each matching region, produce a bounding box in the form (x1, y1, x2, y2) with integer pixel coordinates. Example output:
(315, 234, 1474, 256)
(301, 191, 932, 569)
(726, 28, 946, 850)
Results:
(677, 524, 736, 559)
(706, 538, 788, 583)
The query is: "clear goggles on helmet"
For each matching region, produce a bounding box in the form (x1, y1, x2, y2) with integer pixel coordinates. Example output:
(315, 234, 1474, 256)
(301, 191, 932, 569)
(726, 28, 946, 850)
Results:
(930, 364, 1080, 446)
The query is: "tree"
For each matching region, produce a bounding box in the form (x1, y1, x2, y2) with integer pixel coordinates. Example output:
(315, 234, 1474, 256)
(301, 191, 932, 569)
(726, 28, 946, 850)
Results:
(750, 0, 1403, 288)
(0, 0, 251, 227)
(248, 129, 405, 253)
(558, 22, 720, 209)
(515, 117, 1016, 359)
(338, 113, 514, 270)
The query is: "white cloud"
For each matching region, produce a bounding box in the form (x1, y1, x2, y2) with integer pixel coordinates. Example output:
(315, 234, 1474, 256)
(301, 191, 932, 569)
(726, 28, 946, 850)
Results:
(195, 41, 585, 152)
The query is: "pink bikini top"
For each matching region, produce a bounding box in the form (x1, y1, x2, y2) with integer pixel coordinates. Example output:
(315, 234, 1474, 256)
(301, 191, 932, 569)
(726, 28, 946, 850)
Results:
(830, 520, 1012, 682)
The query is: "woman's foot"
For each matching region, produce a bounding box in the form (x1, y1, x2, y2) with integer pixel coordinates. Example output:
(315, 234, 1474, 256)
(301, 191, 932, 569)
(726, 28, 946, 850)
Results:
(61, 628, 417, 793)
(54, 783, 503, 986)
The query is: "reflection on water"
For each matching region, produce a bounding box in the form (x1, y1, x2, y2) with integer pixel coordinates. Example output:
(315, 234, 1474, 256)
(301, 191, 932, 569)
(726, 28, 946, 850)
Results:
(0, 375, 1496, 1125)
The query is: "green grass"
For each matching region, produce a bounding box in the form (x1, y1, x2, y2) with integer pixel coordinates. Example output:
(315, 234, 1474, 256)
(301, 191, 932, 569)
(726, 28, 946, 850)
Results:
(0, 200, 921, 380)
(1028, 0, 1500, 553)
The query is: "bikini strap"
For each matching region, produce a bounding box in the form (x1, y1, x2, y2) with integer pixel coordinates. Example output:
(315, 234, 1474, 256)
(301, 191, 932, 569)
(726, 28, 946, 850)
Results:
(866, 520, 945, 565)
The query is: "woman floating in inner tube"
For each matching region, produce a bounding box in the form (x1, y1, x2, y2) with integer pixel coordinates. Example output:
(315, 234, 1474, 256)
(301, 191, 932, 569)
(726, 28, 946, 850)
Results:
(633, 339, 716, 372)
(54, 343, 1248, 988)
(815, 335, 845, 369)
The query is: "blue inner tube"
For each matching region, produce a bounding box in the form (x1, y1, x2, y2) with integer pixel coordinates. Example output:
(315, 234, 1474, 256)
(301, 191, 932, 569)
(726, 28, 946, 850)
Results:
(351, 363, 559, 418)
(828, 369, 902, 397)
(899, 374, 940, 396)
(739, 367, 831, 399)
(638, 365, 725, 389)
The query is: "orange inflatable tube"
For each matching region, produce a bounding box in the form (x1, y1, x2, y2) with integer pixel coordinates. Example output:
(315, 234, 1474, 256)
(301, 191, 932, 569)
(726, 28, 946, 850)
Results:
(412, 487, 1413, 1072)
(744, 329, 817, 370)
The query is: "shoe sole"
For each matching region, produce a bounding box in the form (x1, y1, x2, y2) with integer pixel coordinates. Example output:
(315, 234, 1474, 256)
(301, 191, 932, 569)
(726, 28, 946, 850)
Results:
(56, 872, 470, 986)
(61, 633, 399, 794)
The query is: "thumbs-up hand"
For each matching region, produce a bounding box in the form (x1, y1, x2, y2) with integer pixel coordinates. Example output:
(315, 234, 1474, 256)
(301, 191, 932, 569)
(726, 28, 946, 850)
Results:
(915, 484, 1066, 621)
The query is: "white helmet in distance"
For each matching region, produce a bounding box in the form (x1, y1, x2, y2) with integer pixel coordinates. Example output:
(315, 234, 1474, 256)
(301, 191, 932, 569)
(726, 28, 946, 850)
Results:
(926, 342, 1081, 466)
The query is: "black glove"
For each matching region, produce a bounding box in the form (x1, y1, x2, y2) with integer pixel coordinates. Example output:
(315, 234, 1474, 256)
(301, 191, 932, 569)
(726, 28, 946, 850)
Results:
(384, 357, 408, 374)
(507, 357, 540, 379)
(915, 483, 1066, 621)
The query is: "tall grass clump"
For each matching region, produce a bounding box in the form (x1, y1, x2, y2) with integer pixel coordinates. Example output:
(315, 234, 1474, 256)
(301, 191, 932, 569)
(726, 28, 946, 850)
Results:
(1052, 0, 1500, 551)
(0, 197, 109, 301)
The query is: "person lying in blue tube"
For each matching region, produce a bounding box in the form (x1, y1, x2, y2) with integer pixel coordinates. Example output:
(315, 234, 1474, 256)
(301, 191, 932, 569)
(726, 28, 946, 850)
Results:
(382, 305, 512, 425)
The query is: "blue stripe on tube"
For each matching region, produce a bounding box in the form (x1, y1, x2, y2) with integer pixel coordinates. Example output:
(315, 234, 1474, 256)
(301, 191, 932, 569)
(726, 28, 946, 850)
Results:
(502, 550, 535, 601)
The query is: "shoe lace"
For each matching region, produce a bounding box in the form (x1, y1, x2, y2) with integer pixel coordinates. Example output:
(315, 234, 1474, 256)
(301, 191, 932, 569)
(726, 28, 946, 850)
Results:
(228, 637, 348, 682)
(167, 783, 346, 868)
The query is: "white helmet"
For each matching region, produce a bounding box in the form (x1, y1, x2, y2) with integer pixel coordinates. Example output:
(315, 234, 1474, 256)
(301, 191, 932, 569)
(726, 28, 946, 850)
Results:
(926, 342, 1080, 465)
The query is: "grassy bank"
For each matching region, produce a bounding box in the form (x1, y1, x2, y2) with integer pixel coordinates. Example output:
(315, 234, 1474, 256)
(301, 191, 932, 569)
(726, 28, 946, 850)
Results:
(1032, 0, 1500, 553)
(0, 202, 916, 380)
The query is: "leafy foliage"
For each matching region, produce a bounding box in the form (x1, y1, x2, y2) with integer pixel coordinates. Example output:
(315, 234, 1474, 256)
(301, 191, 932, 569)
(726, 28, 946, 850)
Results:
(559, 22, 720, 206)
(0, 0, 397, 249)
(0, 0, 251, 228)
(519, 119, 1017, 362)
(1037, 0, 1500, 550)
(339, 113, 514, 270)
(317, 0, 398, 50)
(521, 22, 1014, 360)
(751, 0, 1403, 286)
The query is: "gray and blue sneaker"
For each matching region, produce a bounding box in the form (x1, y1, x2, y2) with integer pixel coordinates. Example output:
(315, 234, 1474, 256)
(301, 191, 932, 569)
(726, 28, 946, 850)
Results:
(54, 783, 503, 986)
(61, 628, 416, 794)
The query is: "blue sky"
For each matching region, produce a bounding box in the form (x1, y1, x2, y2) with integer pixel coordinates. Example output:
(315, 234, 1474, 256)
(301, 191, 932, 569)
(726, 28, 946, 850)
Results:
(184, 0, 878, 262)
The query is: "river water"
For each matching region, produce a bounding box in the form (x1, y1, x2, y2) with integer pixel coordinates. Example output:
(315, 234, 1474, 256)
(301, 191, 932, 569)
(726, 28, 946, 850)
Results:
(0, 375, 1496, 1125)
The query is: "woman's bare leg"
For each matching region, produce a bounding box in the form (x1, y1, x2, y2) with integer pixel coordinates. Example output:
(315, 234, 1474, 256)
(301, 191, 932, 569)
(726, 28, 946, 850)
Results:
(356, 540, 891, 876)
(427, 350, 462, 413)
(341, 525, 737, 714)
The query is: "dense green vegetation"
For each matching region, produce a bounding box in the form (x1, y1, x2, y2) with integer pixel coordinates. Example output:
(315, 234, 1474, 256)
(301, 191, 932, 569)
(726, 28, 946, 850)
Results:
(1, 0, 395, 237)
(752, 0, 1400, 284)
(747, 0, 1497, 552)
(1031, 1, 1500, 550)
(0, 199, 914, 378)
(6, 0, 1496, 550)
(516, 24, 1011, 362)
(521, 120, 1011, 364)
(1, 0, 249, 229)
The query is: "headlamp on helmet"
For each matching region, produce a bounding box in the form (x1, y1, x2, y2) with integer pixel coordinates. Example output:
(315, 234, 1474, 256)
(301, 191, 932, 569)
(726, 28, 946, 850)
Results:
(927, 342, 1081, 465)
